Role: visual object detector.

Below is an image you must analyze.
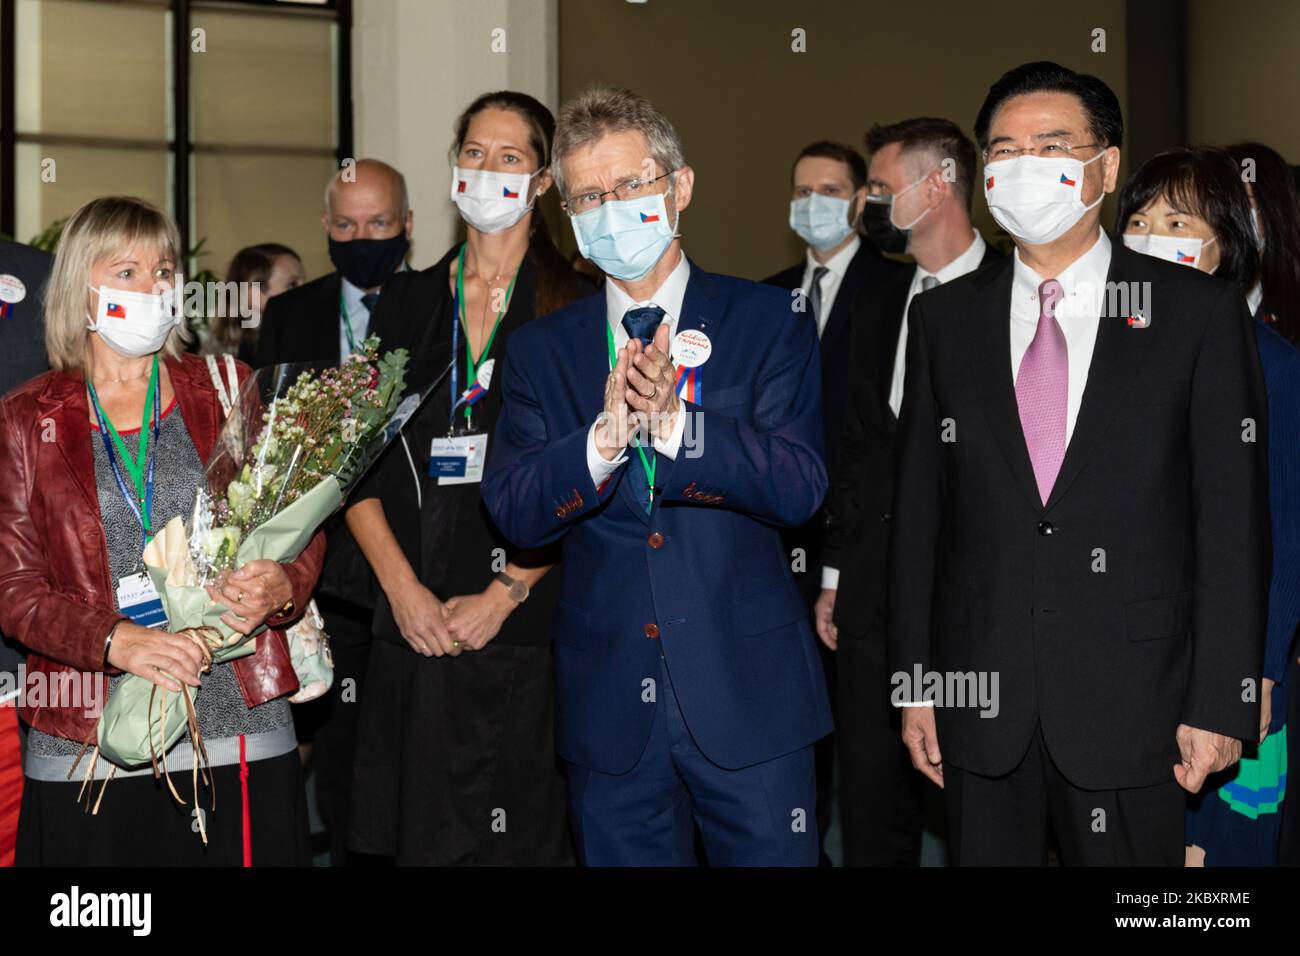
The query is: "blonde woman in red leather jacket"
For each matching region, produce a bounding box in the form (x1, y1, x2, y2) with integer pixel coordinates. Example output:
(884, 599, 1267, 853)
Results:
(0, 197, 323, 865)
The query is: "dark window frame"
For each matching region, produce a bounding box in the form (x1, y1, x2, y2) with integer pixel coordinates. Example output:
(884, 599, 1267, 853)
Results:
(0, 0, 352, 250)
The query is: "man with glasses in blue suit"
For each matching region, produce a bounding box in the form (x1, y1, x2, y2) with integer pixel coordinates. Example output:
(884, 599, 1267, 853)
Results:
(482, 87, 833, 866)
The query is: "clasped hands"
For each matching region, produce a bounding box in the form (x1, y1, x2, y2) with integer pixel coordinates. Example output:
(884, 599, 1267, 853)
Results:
(389, 573, 515, 657)
(596, 323, 680, 462)
(901, 706, 1246, 794)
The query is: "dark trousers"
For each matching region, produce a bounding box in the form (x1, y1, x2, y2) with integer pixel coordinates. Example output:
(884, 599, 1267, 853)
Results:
(301, 600, 372, 867)
(566, 655, 818, 866)
(835, 625, 924, 865)
(943, 724, 1184, 866)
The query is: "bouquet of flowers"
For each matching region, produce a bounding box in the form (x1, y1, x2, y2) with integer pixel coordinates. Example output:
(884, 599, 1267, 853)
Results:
(90, 336, 448, 823)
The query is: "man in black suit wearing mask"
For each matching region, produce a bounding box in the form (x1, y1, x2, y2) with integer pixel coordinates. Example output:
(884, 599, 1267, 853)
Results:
(0, 239, 53, 789)
(890, 62, 1268, 865)
(255, 157, 412, 866)
(817, 118, 999, 865)
(763, 142, 910, 863)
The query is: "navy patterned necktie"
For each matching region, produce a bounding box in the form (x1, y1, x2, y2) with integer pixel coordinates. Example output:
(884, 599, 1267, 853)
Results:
(360, 292, 380, 313)
(619, 306, 665, 513)
(621, 305, 665, 346)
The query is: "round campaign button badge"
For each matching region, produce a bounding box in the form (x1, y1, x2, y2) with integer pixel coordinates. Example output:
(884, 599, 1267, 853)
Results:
(672, 329, 712, 368)
(476, 357, 495, 389)
(0, 274, 27, 304)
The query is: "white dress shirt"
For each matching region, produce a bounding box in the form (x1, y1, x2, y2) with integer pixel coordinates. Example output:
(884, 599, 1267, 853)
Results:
(586, 249, 691, 487)
(824, 230, 987, 591)
(338, 263, 406, 360)
(887, 230, 988, 419)
(1247, 280, 1264, 318)
(801, 235, 860, 338)
(1009, 228, 1111, 445)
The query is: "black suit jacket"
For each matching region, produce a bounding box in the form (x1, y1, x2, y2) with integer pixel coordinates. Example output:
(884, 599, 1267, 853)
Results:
(888, 242, 1269, 790)
(254, 270, 345, 368)
(764, 241, 911, 603)
(824, 244, 1001, 637)
(763, 241, 910, 474)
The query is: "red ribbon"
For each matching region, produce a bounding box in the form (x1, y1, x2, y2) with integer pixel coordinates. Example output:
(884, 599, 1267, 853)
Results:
(239, 734, 251, 867)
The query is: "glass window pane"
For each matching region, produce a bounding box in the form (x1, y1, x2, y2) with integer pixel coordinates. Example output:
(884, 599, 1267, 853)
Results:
(15, 0, 170, 141)
(192, 152, 334, 283)
(15, 143, 171, 246)
(191, 10, 335, 149)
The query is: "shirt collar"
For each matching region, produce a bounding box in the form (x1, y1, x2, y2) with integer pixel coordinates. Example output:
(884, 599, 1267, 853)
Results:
(1012, 228, 1112, 318)
(917, 230, 987, 286)
(806, 234, 861, 278)
(605, 248, 690, 330)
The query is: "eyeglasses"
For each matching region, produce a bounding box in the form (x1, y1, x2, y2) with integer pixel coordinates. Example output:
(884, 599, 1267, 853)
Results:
(983, 141, 1103, 163)
(562, 170, 676, 216)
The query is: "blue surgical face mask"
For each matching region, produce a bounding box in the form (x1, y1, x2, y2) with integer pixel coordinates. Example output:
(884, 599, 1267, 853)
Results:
(571, 188, 678, 280)
(789, 193, 854, 252)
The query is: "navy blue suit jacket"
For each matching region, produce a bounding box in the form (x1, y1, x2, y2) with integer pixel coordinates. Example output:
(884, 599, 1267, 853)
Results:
(482, 258, 834, 773)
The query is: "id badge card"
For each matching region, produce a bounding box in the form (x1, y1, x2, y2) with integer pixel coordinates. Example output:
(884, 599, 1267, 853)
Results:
(429, 433, 489, 485)
(116, 571, 168, 629)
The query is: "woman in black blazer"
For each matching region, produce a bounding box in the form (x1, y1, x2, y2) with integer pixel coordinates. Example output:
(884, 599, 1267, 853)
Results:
(345, 92, 592, 865)
(1118, 146, 1300, 866)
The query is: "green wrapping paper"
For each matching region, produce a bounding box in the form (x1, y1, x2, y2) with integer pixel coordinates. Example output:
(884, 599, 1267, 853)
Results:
(95, 476, 343, 769)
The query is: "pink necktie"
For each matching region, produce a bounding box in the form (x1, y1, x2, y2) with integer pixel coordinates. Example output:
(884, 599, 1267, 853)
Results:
(1016, 278, 1068, 505)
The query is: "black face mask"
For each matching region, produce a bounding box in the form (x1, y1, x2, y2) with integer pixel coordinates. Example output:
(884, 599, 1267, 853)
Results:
(328, 233, 410, 290)
(861, 199, 910, 254)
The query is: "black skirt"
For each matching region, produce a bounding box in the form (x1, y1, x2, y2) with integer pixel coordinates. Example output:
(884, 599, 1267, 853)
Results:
(349, 639, 574, 866)
(15, 749, 311, 866)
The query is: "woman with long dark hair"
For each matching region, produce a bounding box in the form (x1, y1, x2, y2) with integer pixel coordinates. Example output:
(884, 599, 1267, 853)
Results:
(1117, 146, 1300, 866)
(1227, 142, 1300, 344)
(345, 91, 592, 865)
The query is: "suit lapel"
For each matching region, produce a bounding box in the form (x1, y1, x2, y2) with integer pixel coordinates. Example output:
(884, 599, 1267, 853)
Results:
(1043, 246, 1160, 511)
(877, 277, 911, 429)
(968, 260, 1045, 510)
(322, 273, 344, 362)
(820, 248, 865, 361)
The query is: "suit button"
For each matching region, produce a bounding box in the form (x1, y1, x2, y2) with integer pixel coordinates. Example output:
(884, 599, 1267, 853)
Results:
(644, 623, 660, 638)
(1037, 521, 1055, 536)
(648, 532, 664, 549)
(880, 512, 891, 524)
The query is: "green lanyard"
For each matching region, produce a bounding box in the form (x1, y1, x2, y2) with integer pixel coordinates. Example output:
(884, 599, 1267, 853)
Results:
(86, 353, 159, 531)
(455, 243, 520, 423)
(606, 323, 657, 505)
(339, 294, 359, 353)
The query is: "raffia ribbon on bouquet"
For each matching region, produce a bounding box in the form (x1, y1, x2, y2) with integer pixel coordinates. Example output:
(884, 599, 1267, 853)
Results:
(69, 626, 226, 845)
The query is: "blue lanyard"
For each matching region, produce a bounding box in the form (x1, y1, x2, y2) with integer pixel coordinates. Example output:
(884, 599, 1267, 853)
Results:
(449, 286, 461, 430)
(89, 383, 161, 539)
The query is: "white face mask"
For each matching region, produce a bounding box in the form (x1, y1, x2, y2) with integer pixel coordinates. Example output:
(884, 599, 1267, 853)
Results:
(1122, 232, 1215, 268)
(983, 151, 1105, 245)
(87, 284, 179, 358)
(451, 166, 538, 234)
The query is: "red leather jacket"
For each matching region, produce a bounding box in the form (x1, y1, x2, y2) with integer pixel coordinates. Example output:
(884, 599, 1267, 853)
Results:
(0, 353, 324, 742)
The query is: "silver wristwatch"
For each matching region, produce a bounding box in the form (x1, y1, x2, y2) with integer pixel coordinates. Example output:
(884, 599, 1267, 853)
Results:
(495, 571, 530, 603)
